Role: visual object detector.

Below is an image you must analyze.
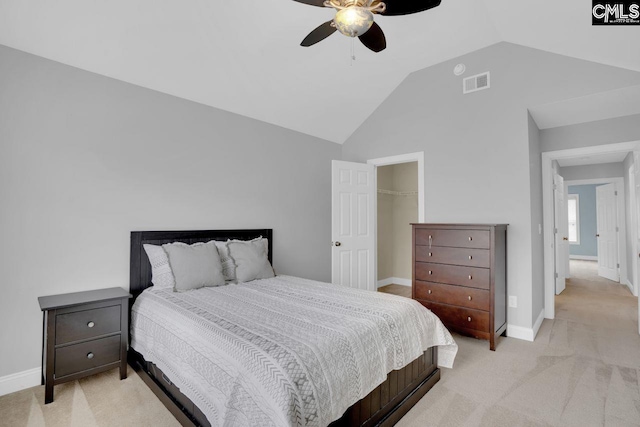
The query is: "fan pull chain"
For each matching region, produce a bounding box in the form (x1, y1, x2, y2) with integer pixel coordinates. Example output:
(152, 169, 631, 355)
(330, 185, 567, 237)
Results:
(350, 38, 356, 65)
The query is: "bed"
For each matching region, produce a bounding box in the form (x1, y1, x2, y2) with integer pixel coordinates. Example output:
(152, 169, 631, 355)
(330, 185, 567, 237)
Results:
(128, 229, 457, 427)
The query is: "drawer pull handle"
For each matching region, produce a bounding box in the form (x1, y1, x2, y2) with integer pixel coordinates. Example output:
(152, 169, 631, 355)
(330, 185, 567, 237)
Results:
(468, 275, 473, 280)
(428, 252, 432, 257)
(87, 321, 95, 328)
(468, 255, 473, 260)
(428, 270, 433, 275)
(468, 296, 472, 301)
(428, 290, 432, 294)
(87, 352, 94, 360)
(468, 236, 473, 241)
(467, 317, 472, 322)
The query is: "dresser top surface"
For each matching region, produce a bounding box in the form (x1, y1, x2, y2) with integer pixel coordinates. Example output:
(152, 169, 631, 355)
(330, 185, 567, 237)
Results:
(38, 287, 131, 311)
(411, 223, 508, 227)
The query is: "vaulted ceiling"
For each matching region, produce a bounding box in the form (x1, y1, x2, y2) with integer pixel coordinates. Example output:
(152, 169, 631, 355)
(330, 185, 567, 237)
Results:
(0, 0, 638, 143)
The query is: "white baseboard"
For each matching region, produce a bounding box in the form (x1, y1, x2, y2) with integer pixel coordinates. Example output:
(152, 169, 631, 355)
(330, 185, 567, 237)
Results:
(532, 308, 545, 339)
(507, 309, 546, 342)
(625, 279, 634, 295)
(570, 255, 598, 261)
(377, 277, 411, 288)
(0, 367, 40, 397)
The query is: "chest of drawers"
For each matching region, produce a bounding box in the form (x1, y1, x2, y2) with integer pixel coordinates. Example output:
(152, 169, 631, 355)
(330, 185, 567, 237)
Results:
(412, 224, 507, 350)
(38, 287, 131, 403)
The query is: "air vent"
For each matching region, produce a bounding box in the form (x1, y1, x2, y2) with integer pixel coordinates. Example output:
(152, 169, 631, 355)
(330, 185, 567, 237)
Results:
(463, 72, 490, 94)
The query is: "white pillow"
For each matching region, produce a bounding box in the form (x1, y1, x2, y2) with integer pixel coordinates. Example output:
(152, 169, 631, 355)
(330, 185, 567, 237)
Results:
(226, 238, 275, 283)
(143, 244, 176, 289)
(162, 241, 226, 292)
(214, 240, 237, 283)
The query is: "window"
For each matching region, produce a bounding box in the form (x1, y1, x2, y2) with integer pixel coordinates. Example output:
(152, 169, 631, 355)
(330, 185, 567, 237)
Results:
(568, 194, 579, 244)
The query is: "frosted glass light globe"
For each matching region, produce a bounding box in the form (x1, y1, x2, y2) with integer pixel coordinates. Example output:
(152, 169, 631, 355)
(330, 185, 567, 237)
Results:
(334, 7, 374, 37)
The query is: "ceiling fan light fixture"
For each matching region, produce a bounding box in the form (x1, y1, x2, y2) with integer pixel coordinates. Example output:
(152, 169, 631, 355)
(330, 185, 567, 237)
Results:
(334, 7, 374, 37)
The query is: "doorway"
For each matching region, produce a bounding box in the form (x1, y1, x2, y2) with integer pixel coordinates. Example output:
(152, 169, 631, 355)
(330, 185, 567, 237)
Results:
(542, 141, 640, 336)
(375, 162, 419, 297)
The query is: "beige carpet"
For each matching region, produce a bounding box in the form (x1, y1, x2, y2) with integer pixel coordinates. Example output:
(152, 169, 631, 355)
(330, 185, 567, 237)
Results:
(2, 260, 638, 426)
(399, 260, 640, 427)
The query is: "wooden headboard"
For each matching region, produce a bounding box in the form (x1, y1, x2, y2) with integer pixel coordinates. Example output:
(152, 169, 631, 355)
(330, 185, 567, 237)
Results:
(129, 229, 273, 299)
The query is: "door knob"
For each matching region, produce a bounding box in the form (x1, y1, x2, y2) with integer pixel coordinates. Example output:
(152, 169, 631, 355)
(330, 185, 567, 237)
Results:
(334, 241, 342, 247)
(596, 234, 600, 237)
(562, 237, 568, 241)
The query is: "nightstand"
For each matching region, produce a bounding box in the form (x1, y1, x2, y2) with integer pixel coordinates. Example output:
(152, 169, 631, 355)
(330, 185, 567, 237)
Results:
(38, 287, 132, 404)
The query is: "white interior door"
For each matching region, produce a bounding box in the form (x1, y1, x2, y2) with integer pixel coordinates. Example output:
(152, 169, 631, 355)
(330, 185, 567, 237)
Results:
(596, 183, 619, 282)
(554, 173, 567, 294)
(634, 152, 640, 335)
(331, 160, 375, 291)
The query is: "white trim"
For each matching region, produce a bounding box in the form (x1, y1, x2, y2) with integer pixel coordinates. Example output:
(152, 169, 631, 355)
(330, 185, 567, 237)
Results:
(506, 324, 535, 342)
(625, 279, 634, 294)
(570, 255, 598, 261)
(377, 277, 412, 288)
(542, 140, 640, 319)
(0, 367, 40, 397)
(532, 309, 546, 339)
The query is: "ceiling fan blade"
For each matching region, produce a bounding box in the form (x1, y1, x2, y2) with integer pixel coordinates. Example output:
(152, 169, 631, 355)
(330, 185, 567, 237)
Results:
(301, 21, 337, 47)
(379, 0, 442, 16)
(292, 0, 327, 7)
(358, 22, 386, 53)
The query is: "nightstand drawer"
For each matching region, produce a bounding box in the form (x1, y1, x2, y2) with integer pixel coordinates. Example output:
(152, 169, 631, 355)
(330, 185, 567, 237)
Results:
(55, 335, 121, 378)
(56, 305, 121, 345)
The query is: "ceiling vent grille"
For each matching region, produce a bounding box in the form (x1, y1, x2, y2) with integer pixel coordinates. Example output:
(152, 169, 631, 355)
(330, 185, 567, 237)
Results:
(463, 72, 490, 94)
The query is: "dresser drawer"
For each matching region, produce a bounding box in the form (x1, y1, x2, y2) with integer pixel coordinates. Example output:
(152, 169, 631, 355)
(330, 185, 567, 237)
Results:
(414, 281, 490, 311)
(419, 301, 490, 332)
(56, 305, 121, 345)
(415, 262, 490, 289)
(415, 229, 490, 249)
(415, 246, 490, 268)
(54, 335, 121, 378)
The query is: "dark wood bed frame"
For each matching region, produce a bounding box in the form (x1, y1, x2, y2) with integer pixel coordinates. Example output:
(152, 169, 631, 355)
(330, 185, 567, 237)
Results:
(128, 229, 440, 427)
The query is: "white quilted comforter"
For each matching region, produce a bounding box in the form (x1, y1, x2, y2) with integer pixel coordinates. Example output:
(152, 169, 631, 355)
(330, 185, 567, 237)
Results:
(130, 275, 457, 427)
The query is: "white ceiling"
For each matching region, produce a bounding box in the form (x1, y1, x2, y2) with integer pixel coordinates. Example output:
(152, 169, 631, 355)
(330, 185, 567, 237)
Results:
(0, 0, 639, 143)
(556, 153, 629, 168)
(529, 85, 640, 130)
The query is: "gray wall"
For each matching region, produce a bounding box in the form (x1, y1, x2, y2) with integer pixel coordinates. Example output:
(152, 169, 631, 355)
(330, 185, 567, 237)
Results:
(541, 114, 640, 153)
(342, 42, 640, 331)
(559, 163, 624, 181)
(528, 113, 545, 325)
(567, 185, 603, 257)
(623, 152, 635, 288)
(0, 45, 341, 378)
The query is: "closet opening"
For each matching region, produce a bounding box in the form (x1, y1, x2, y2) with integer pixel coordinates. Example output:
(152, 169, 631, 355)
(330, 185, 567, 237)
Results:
(375, 162, 419, 298)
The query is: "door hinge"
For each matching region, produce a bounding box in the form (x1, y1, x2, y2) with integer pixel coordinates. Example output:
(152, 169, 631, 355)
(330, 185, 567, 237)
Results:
(617, 263, 620, 268)
(555, 272, 559, 278)
(616, 226, 619, 232)
(614, 191, 618, 196)
(554, 228, 558, 234)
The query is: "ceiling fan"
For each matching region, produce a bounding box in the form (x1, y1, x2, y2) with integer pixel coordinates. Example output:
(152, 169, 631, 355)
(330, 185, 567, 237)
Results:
(295, 0, 442, 53)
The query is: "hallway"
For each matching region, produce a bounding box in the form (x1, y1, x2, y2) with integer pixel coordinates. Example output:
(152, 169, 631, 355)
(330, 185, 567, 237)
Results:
(559, 260, 638, 334)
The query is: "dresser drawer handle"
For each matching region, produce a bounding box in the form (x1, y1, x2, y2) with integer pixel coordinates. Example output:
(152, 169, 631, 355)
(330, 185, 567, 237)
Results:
(468, 255, 472, 260)
(468, 295, 472, 301)
(467, 317, 472, 322)
(428, 290, 432, 294)
(468, 236, 473, 241)
(428, 252, 432, 257)
(87, 352, 94, 360)
(87, 321, 95, 328)
(468, 275, 473, 280)
(428, 270, 433, 275)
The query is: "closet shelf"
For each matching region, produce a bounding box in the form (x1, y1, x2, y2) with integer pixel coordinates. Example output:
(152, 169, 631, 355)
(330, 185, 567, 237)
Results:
(377, 189, 418, 197)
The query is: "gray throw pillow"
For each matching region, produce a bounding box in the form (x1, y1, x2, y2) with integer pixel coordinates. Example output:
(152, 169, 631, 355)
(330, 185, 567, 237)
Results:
(162, 241, 225, 292)
(226, 238, 275, 283)
(143, 244, 176, 289)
